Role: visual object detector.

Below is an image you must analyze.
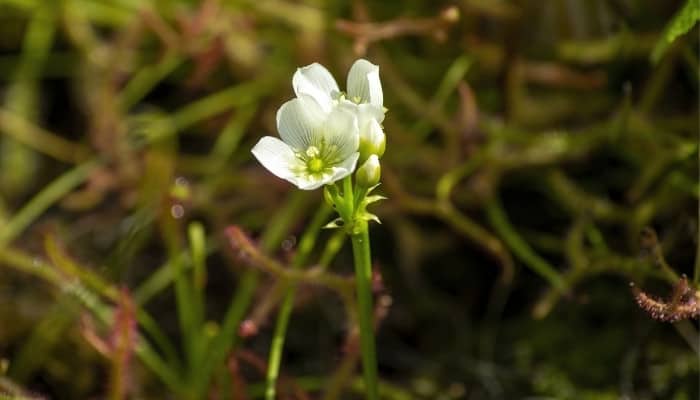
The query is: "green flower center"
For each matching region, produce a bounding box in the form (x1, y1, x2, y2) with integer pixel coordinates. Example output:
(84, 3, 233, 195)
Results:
(303, 146, 325, 173)
(307, 157, 324, 173)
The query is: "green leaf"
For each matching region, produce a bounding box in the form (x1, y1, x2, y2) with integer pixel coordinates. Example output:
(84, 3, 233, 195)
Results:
(652, 0, 700, 63)
(363, 195, 387, 205)
(323, 217, 346, 229)
(358, 212, 381, 225)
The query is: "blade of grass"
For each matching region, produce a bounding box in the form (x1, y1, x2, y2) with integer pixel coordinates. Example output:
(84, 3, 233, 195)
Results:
(191, 190, 309, 396)
(0, 109, 91, 163)
(0, 246, 184, 392)
(187, 221, 208, 367)
(1, 0, 56, 197)
(413, 55, 472, 138)
(8, 300, 76, 381)
(161, 212, 199, 373)
(0, 159, 101, 248)
(208, 104, 258, 172)
(170, 80, 270, 133)
(485, 197, 566, 292)
(45, 234, 183, 371)
(119, 53, 184, 110)
(265, 203, 331, 399)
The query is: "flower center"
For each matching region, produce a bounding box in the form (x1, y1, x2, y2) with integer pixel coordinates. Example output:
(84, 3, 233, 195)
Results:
(307, 158, 324, 173)
(303, 146, 325, 173)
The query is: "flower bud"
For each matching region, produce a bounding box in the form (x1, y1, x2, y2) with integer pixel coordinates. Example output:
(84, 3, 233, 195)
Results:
(359, 118, 386, 162)
(356, 154, 381, 188)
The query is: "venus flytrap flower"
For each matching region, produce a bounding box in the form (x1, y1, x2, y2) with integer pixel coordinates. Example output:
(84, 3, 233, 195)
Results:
(251, 95, 360, 190)
(256, 59, 384, 400)
(294, 59, 386, 163)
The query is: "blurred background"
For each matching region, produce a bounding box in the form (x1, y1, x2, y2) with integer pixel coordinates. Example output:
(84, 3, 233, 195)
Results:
(0, 0, 698, 399)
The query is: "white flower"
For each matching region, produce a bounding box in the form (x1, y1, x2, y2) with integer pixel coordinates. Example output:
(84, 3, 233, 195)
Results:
(293, 59, 385, 160)
(251, 95, 360, 190)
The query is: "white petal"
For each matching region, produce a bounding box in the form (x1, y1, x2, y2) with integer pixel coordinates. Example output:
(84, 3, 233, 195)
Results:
(358, 102, 385, 124)
(292, 63, 339, 113)
(338, 99, 384, 128)
(329, 152, 360, 182)
(293, 175, 328, 191)
(347, 59, 383, 108)
(251, 136, 303, 183)
(291, 152, 359, 190)
(320, 107, 359, 163)
(276, 96, 326, 150)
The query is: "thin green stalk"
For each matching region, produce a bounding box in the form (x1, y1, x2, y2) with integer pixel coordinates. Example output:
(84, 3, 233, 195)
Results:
(118, 53, 183, 110)
(135, 342, 184, 393)
(265, 289, 295, 400)
(0, 246, 182, 393)
(413, 54, 472, 139)
(485, 198, 566, 292)
(171, 81, 268, 132)
(187, 221, 208, 366)
(265, 204, 331, 400)
(0, 159, 100, 248)
(208, 105, 257, 173)
(0, 109, 91, 163)
(191, 191, 309, 396)
(162, 217, 199, 372)
(318, 230, 346, 270)
(350, 220, 379, 400)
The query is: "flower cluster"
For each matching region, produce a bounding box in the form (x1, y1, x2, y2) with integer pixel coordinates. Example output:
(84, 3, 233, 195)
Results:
(252, 59, 386, 190)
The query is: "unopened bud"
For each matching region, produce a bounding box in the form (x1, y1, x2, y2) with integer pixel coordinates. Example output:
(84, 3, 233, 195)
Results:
(356, 155, 381, 187)
(359, 118, 386, 162)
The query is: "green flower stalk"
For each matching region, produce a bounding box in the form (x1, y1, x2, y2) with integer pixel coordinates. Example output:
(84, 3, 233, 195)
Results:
(251, 59, 385, 400)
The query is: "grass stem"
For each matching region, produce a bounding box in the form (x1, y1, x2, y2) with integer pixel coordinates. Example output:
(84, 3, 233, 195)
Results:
(265, 204, 331, 399)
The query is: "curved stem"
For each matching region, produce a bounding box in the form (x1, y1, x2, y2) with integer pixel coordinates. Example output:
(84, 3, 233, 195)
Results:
(0, 159, 100, 248)
(485, 197, 566, 292)
(350, 220, 379, 400)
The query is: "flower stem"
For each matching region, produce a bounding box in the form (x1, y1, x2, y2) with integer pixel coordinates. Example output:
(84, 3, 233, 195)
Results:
(350, 220, 379, 400)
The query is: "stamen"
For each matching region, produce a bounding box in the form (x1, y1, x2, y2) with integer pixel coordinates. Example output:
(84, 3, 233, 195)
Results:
(306, 146, 320, 158)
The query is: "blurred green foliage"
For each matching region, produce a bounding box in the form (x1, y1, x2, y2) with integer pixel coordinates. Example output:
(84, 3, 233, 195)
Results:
(0, 0, 698, 399)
